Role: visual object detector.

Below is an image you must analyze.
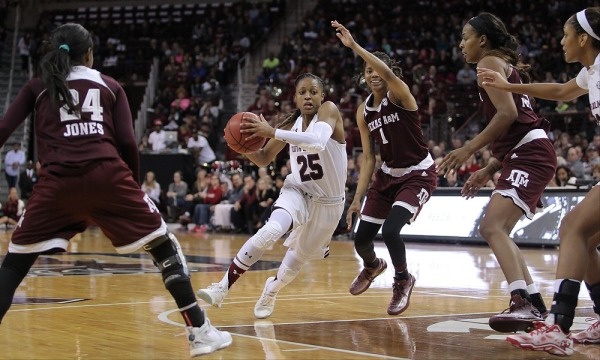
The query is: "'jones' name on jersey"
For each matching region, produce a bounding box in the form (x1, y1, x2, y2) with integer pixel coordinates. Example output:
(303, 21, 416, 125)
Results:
(60, 88, 105, 138)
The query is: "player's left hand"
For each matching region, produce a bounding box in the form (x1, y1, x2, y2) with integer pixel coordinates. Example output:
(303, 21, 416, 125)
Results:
(331, 20, 356, 48)
(438, 147, 472, 176)
(461, 170, 491, 199)
(240, 114, 275, 139)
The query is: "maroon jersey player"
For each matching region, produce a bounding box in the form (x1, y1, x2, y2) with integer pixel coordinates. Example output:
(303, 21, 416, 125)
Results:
(479, 7, 600, 355)
(332, 20, 437, 316)
(0, 23, 231, 357)
(439, 13, 556, 333)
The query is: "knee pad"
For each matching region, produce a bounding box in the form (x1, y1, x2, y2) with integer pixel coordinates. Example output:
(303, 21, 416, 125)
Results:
(144, 232, 190, 288)
(250, 221, 284, 251)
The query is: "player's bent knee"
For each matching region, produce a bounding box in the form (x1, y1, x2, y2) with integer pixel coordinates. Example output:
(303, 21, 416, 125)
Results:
(143, 232, 190, 288)
(250, 221, 284, 250)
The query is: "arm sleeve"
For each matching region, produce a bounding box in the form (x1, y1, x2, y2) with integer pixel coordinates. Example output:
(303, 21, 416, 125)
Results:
(274, 121, 333, 153)
(112, 85, 140, 184)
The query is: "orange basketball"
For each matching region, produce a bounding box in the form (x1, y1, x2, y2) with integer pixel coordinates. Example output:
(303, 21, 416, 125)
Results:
(223, 112, 266, 154)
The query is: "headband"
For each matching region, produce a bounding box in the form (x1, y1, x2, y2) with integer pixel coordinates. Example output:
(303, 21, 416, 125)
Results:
(58, 44, 70, 52)
(468, 16, 486, 35)
(577, 10, 600, 41)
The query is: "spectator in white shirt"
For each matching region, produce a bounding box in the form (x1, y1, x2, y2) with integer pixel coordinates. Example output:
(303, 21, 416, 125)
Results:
(187, 127, 216, 165)
(4, 143, 25, 188)
(148, 120, 167, 152)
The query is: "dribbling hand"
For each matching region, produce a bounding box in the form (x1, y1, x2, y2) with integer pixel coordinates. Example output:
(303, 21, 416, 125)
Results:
(239, 114, 276, 140)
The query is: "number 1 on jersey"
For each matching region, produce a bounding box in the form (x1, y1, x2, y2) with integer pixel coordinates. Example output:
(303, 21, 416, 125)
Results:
(379, 128, 389, 144)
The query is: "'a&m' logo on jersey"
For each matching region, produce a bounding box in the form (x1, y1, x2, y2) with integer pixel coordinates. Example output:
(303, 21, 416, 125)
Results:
(506, 169, 529, 188)
(416, 188, 429, 206)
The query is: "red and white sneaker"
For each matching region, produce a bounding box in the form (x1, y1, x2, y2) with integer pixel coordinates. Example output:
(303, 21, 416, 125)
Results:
(572, 317, 600, 344)
(506, 322, 573, 356)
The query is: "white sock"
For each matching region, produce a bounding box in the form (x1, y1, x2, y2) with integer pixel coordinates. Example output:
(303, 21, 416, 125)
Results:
(508, 280, 528, 294)
(527, 283, 539, 295)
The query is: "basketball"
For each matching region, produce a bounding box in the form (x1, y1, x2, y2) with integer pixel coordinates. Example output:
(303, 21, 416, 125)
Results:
(224, 112, 266, 154)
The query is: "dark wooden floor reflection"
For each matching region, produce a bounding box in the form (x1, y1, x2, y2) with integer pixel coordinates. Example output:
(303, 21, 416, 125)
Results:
(0, 227, 597, 359)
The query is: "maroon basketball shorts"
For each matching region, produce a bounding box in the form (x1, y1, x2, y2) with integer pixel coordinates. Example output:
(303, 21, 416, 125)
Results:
(9, 159, 167, 254)
(494, 138, 556, 219)
(361, 164, 438, 224)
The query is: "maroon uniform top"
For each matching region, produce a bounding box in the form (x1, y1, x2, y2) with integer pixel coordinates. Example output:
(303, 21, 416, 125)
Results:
(479, 67, 549, 160)
(0, 66, 139, 179)
(363, 92, 429, 168)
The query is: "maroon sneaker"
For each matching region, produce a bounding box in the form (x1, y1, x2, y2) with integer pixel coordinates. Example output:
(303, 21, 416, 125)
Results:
(489, 294, 545, 333)
(387, 273, 416, 315)
(349, 258, 387, 295)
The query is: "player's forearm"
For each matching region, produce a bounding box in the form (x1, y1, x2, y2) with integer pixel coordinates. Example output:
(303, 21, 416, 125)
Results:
(352, 157, 376, 204)
(274, 122, 332, 154)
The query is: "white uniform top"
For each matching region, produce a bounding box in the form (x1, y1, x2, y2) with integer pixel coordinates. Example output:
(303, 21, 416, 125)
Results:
(284, 114, 347, 199)
(576, 52, 600, 126)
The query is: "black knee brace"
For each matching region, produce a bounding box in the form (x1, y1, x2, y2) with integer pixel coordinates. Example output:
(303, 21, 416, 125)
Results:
(144, 233, 190, 288)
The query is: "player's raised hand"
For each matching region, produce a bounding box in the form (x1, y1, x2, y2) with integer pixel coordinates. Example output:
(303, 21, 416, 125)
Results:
(331, 20, 356, 48)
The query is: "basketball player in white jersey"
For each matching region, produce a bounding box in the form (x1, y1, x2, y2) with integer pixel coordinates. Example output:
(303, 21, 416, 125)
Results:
(197, 73, 347, 319)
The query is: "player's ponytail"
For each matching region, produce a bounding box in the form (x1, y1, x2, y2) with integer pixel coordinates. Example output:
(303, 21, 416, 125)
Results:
(39, 23, 93, 113)
(469, 13, 531, 83)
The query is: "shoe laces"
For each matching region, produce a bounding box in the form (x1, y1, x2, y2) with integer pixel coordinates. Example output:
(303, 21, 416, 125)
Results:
(392, 279, 410, 295)
(528, 322, 556, 336)
(583, 317, 600, 331)
(361, 260, 382, 280)
(501, 298, 542, 317)
(207, 282, 226, 291)
(258, 290, 276, 306)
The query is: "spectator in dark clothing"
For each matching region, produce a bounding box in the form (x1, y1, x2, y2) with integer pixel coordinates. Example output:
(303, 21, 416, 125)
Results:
(231, 174, 257, 234)
(18, 160, 38, 201)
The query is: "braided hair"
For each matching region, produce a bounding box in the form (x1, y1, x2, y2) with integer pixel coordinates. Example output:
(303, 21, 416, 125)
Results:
(353, 51, 403, 90)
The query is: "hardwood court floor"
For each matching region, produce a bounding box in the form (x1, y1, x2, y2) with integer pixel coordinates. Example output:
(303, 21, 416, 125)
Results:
(0, 227, 597, 359)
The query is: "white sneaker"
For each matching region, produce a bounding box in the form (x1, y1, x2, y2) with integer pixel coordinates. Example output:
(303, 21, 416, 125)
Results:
(572, 317, 600, 344)
(197, 281, 228, 308)
(506, 322, 573, 356)
(254, 277, 277, 319)
(187, 318, 232, 357)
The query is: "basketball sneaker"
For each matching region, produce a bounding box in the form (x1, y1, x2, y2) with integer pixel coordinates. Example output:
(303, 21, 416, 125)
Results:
(187, 318, 233, 357)
(254, 277, 277, 319)
(506, 322, 573, 356)
(197, 281, 228, 308)
(349, 258, 388, 295)
(388, 273, 416, 315)
(488, 294, 545, 333)
(572, 317, 600, 344)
